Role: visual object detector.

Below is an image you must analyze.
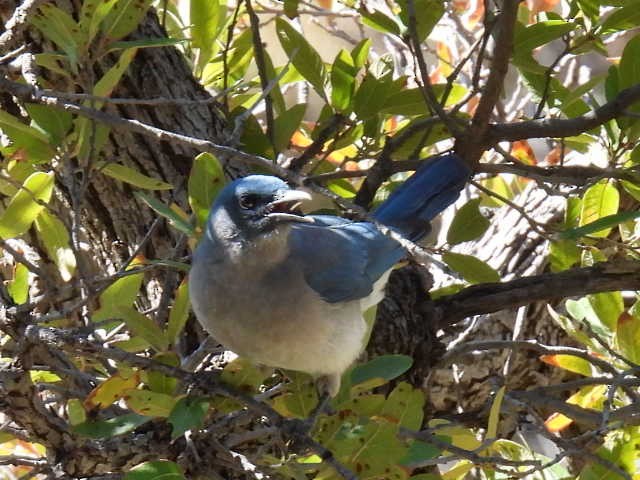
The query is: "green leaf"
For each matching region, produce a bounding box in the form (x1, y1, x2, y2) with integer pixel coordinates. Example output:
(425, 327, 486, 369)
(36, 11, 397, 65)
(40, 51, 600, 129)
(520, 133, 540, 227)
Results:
(579, 181, 619, 238)
(73, 413, 150, 438)
(30, 4, 81, 68)
(381, 382, 425, 430)
(343, 421, 407, 478)
(94, 48, 138, 98)
(514, 20, 576, 53)
(397, 0, 445, 42)
(540, 354, 592, 376)
(0, 171, 54, 240)
(353, 73, 394, 120)
(7, 263, 29, 305)
(618, 34, 640, 105)
(566, 296, 613, 340)
(616, 312, 640, 364)
(273, 371, 318, 418)
(125, 461, 185, 480)
(548, 239, 581, 272)
(107, 38, 185, 52)
(66, 399, 87, 426)
(168, 397, 210, 440)
(124, 389, 178, 417)
(34, 210, 76, 282)
(442, 252, 500, 284)
(274, 104, 306, 153)
(284, 0, 300, 18)
(0, 110, 55, 164)
(25, 104, 73, 146)
(600, 1, 640, 32)
(191, 0, 226, 72)
(101, 0, 153, 42)
(589, 291, 624, 332)
(79, 0, 119, 46)
(486, 385, 505, 438)
(359, 7, 402, 36)
(136, 192, 194, 236)
(116, 307, 168, 352)
(350, 355, 413, 387)
(275, 17, 327, 98)
(559, 210, 640, 240)
(146, 352, 179, 395)
(400, 441, 441, 468)
(97, 161, 172, 190)
(167, 279, 190, 346)
(188, 152, 225, 228)
(381, 84, 467, 115)
(92, 262, 144, 322)
(447, 198, 489, 245)
(351, 39, 371, 69)
(331, 50, 357, 112)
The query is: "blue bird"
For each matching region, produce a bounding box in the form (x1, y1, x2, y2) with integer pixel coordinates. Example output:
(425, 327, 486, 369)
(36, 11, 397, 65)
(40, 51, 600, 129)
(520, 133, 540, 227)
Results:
(189, 154, 471, 396)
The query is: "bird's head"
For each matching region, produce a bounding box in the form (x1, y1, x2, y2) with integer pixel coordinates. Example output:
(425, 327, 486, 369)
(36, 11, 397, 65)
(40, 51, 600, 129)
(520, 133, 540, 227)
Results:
(208, 175, 313, 240)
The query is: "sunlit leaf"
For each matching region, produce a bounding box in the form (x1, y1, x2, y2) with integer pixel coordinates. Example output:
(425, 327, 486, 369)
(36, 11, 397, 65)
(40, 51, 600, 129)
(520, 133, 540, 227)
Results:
(442, 252, 500, 284)
(7, 263, 29, 304)
(124, 389, 178, 418)
(94, 48, 138, 98)
(92, 259, 144, 322)
(167, 279, 190, 346)
(116, 307, 168, 352)
(540, 354, 592, 376)
(486, 386, 505, 439)
(616, 312, 640, 364)
(275, 17, 327, 98)
(0, 110, 55, 164)
(97, 161, 172, 190)
(136, 192, 194, 236)
(380, 382, 425, 430)
(0, 171, 54, 239)
(397, 0, 445, 42)
(101, 0, 153, 42)
(188, 152, 225, 228)
(274, 104, 307, 153)
(579, 180, 619, 237)
(34, 210, 76, 281)
(84, 371, 141, 410)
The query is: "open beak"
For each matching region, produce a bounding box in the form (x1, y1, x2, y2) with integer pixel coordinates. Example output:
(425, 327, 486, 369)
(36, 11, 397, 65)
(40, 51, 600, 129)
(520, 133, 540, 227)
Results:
(267, 189, 314, 223)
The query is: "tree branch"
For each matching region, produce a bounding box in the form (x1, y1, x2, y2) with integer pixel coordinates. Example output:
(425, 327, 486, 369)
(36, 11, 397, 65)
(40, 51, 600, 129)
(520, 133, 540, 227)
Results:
(428, 259, 640, 326)
(489, 83, 640, 142)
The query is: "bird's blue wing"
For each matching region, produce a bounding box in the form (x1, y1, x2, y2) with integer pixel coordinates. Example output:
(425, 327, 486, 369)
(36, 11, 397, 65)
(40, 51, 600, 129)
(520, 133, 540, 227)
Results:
(289, 219, 404, 303)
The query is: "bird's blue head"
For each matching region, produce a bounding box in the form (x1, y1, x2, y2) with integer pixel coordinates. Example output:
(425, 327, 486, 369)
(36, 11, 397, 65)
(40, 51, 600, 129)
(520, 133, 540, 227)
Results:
(207, 175, 313, 240)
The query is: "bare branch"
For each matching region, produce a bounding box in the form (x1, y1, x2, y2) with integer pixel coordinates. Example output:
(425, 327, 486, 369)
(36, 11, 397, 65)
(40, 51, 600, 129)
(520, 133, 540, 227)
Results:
(428, 259, 640, 326)
(490, 83, 640, 142)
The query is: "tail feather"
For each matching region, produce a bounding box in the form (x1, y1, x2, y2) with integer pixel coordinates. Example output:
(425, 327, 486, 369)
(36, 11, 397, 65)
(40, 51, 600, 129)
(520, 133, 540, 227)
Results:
(373, 153, 471, 240)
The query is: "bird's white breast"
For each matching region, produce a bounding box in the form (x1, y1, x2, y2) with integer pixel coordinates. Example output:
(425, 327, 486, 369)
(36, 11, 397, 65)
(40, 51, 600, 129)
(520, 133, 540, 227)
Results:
(189, 231, 374, 382)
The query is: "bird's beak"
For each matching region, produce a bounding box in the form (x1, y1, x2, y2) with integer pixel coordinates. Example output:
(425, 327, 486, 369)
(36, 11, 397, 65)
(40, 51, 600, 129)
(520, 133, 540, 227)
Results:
(267, 189, 314, 223)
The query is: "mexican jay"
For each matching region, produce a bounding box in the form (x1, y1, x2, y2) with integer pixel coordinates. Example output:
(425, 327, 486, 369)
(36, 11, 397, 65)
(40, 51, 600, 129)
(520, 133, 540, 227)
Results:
(189, 154, 471, 395)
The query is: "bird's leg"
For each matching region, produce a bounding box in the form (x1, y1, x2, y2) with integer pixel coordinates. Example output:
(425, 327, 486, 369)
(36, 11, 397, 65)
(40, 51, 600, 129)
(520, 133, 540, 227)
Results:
(282, 375, 334, 439)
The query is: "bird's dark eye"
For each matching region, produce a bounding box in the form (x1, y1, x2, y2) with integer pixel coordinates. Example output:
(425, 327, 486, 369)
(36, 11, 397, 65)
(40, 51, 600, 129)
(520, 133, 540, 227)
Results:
(239, 194, 260, 210)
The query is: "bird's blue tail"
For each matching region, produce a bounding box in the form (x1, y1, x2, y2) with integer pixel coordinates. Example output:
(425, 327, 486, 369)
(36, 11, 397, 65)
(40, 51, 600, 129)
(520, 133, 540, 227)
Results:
(373, 153, 471, 240)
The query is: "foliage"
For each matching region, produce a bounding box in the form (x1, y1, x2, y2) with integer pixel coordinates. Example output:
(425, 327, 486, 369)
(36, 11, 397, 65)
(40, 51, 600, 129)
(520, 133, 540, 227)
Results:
(1, 0, 640, 479)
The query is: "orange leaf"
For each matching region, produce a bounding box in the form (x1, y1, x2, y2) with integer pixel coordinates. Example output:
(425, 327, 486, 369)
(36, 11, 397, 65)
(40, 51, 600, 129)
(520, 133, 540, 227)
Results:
(511, 140, 536, 165)
(290, 130, 312, 148)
